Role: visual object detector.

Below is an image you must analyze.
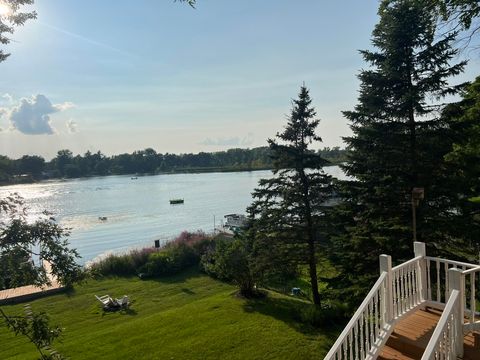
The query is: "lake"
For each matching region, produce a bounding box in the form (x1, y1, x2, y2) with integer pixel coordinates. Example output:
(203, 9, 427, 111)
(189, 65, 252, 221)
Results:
(0, 166, 346, 263)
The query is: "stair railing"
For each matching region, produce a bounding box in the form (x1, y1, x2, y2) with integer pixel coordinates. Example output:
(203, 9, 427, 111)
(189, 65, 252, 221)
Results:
(324, 242, 479, 360)
(324, 256, 391, 360)
(421, 268, 464, 360)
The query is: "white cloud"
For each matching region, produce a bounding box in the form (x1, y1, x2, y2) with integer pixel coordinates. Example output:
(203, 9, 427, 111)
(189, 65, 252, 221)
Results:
(6, 94, 75, 135)
(66, 119, 78, 133)
(55, 102, 76, 111)
(200, 132, 254, 147)
(1, 93, 13, 104)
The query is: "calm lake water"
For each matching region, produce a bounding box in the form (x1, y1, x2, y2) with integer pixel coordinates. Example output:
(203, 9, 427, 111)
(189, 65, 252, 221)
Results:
(0, 166, 346, 263)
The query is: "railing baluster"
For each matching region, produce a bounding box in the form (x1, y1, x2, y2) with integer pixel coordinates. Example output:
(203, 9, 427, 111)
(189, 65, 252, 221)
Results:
(409, 263, 414, 308)
(405, 265, 410, 311)
(444, 262, 449, 303)
(354, 321, 359, 360)
(415, 262, 420, 305)
(360, 312, 364, 360)
(393, 271, 398, 317)
(348, 329, 353, 360)
(398, 268, 403, 315)
(471, 272, 475, 324)
(426, 259, 431, 301)
(401, 267, 406, 314)
(369, 301, 374, 350)
(373, 291, 378, 342)
(365, 309, 370, 357)
(436, 259, 441, 302)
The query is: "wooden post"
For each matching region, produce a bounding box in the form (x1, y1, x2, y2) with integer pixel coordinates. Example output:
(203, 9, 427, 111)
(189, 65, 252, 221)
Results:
(380, 254, 393, 323)
(414, 242, 427, 302)
(448, 268, 464, 359)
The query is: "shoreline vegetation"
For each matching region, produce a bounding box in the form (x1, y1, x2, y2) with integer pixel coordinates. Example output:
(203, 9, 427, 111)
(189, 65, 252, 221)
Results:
(0, 146, 346, 187)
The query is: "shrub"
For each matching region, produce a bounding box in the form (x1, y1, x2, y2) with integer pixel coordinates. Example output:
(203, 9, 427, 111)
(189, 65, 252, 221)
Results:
(140, 244, 198, 277)
(201, 237, 259, 297)
(89, 253, 138, 277)
(89, 231, 215, 278)
(296, 301, 349, 327)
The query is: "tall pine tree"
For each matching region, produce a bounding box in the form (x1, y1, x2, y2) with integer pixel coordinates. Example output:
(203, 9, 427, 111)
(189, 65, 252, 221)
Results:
(248, 86, 333, 306)
(329, 0, 467, 302)
(442, 76, 480, 259)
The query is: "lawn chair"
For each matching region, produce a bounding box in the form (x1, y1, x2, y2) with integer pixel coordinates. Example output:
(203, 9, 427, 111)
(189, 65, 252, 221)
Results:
(95, 294, 129, 311)
(95, 294, 114, 306)
(115, 295, 130, 308)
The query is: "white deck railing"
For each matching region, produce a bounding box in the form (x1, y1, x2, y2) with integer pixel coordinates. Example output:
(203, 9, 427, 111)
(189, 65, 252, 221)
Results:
(324, 242, 480, 360)
(421, 289, 461, 360)
(462, 266, 480, 331)
(323, 272, 389, 360)
(425, 256, 479, 304)
(391, 255, 423, 319)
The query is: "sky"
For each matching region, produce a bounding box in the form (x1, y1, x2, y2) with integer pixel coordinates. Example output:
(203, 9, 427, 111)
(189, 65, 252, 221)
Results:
(0, 0, 478, 160)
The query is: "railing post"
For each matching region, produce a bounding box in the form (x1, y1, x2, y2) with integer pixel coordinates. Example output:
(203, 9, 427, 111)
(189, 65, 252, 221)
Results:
(414, 242, 427, 302)
(448, 268, 464, 359)
(380, 254, 393, 323)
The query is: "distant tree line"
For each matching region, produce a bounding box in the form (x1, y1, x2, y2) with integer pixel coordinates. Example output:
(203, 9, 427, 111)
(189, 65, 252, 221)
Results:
(0, 146, 346, 184)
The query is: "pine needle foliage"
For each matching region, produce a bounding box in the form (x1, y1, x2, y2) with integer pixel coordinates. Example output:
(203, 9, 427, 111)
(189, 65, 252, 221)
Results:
(249, 86, 334, 306)
(329, 0, 467, 303)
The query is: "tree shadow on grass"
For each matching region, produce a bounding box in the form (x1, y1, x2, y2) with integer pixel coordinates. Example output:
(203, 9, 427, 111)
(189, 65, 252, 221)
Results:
(64, 286, 77, 298)
(181, 288, 195, 295)
(100, 305, 138, 317)
(147, 267, 204, 284)
(242, 294, 343, 338)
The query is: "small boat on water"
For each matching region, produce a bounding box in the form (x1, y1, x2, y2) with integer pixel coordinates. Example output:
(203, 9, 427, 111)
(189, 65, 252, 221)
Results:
(98, 216, 108, 221)
(170, 199, 184, 205)
(215, 214, 247, 235)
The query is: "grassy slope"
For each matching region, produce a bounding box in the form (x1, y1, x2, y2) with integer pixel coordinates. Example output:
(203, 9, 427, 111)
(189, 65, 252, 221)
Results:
(0, 268, 338, 360)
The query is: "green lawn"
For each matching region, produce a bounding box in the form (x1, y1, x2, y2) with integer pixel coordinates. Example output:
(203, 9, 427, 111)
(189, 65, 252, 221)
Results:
(0, 268, 339, 359)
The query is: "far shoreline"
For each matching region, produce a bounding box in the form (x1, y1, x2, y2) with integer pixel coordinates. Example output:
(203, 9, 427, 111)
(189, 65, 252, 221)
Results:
(0, 163, 343, 188)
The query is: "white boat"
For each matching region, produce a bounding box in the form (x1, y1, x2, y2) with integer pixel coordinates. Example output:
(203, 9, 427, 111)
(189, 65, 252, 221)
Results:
(224, 214, 247, 230)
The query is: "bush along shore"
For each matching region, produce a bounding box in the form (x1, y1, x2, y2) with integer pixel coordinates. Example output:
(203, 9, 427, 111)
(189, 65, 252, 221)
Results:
(87, 230, 349, 328)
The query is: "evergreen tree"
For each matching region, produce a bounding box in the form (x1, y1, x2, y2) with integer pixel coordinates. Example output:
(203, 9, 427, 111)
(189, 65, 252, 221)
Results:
(330, 0, 467, 302)
(248, 86, 333, 306)
(442, 76, 480, 259)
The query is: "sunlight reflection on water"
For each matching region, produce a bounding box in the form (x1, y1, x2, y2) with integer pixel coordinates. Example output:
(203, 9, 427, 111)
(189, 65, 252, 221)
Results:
(0, 167, 347, 264)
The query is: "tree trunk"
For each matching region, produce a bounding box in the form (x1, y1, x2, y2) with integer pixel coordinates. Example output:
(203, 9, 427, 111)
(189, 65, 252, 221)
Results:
(299, 167, 322, 306)
(308, 234, 321, 306)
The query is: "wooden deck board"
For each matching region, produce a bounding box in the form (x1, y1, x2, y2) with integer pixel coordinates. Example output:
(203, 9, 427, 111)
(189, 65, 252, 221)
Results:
(0, 261, 64, 304)
(378, 308, 480, 360)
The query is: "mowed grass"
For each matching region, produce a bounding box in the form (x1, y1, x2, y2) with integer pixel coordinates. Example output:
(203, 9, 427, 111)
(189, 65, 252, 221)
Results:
(0, 268, 339, 359)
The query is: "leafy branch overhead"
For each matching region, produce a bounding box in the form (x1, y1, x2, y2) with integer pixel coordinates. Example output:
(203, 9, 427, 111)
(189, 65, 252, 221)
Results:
(176, 0, 196, 8)
(0, 194, 82, 289)
(0, 0, 37, 62)
(0, 305, 64, 360)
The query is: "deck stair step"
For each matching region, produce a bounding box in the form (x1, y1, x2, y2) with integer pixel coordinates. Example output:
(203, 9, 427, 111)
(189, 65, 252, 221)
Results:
(389, 308, 440, 358)
(464, 331, 480, 360)
(378, 308, 480, 360)
(377, 345, 416, 360)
